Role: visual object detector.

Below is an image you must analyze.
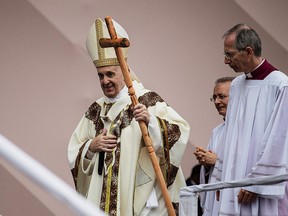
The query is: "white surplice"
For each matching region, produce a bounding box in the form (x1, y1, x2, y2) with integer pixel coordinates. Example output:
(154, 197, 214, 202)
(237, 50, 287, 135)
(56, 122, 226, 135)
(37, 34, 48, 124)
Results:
(200, 122, 225, 216)
(216, 71, 288, 216)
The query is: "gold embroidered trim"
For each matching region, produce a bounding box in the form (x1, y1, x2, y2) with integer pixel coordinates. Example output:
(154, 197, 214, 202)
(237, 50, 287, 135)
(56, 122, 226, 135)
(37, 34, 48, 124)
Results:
(157, 117, 170, 183)
(94, 19, 127, 67)
(105, 165, 113, 213)
(96, 20, 104, 63)
(93, 58, 127, 67)
(161, 119, 170, 182)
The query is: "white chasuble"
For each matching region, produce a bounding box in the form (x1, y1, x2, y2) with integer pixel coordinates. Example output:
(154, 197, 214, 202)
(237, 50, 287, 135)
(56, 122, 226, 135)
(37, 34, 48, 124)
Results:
(68, 81, 190, 216)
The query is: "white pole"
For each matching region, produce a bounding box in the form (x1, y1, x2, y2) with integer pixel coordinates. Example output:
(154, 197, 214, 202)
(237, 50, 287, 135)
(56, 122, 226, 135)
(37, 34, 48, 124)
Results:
(179, 173, 288, 216)
(0, 134, 105, 216)
(181, 173, 288, 194)
(179, 191, 199, 216)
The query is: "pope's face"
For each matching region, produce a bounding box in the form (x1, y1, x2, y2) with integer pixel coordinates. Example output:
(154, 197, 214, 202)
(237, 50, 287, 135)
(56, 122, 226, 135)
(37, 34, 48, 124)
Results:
(97, 65, 126, 98)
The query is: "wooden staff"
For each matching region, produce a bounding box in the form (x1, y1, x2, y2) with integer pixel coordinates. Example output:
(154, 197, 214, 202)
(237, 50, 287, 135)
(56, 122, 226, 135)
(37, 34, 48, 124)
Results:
(99, 38, 130, 48)
(100, 16, 176, 216)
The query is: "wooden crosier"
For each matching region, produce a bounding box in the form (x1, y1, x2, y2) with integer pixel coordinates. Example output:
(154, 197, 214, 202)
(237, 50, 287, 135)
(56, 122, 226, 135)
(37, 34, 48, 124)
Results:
(99, 38, 130, 48)
(99, 16, 176, 216)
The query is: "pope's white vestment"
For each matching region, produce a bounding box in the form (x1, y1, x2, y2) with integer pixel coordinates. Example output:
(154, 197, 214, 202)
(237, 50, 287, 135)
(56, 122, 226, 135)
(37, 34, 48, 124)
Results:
(68, 81, 190, 216)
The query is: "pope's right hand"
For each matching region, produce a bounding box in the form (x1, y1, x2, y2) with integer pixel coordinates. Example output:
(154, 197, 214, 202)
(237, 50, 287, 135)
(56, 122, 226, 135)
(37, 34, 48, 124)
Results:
(89, 128, 117, 153)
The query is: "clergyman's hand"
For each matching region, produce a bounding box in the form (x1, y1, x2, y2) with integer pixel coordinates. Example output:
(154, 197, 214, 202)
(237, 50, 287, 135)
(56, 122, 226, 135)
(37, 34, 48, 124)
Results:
(216, 190, 220, 201)
(89, 128, 117, 153)
(194, 146, 205, 164)
(238, 189, 257, 203)
(194, 147, 217, 166)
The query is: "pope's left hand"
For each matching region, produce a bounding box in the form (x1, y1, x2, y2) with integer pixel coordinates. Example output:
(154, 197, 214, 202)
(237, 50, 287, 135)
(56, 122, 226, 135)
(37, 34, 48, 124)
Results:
(132, 104, 150, 125)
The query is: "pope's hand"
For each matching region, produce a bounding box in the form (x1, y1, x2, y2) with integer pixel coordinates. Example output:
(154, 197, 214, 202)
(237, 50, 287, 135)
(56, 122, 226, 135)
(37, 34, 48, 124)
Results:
(132, 103, 150, 125)
(89, 128, 117, 153)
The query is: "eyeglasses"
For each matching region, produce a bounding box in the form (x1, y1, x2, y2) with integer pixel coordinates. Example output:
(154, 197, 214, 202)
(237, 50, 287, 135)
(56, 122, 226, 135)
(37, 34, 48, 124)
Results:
(224, 49, 245, 60)
(210, 94, 228, 102)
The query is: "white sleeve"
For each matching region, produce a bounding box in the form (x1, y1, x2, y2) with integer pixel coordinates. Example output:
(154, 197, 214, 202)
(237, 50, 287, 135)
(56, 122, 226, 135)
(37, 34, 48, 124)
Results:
(148, 115, 164, 157)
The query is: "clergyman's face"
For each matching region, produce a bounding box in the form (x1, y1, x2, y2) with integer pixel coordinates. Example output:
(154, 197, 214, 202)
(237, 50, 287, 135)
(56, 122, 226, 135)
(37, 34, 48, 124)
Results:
(97, 65, 126, 98)
(212, 82, 231, 117)
(223, 34, 249, 73)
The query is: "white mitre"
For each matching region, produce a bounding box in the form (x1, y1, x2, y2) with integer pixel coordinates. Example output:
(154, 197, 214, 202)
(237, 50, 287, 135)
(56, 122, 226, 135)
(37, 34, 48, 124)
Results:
(86, 18, 129, 68)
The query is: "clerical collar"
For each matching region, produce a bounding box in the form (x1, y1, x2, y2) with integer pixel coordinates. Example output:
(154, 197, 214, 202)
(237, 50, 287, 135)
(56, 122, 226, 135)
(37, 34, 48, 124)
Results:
(245, 59, 277, 80)
(104, 85, 128, 103)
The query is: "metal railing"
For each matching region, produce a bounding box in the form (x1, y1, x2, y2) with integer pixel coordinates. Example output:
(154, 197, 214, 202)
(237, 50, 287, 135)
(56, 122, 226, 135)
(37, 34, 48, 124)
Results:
(0, 134, 105, 216)
(179, 173, 288, 216)
(2, 132, 287, 216)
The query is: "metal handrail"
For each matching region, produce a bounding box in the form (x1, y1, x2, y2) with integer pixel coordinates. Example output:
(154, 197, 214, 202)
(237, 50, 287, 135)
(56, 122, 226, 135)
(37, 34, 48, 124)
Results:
(179, 173, 288, 216)
(0, 134, 105, 216)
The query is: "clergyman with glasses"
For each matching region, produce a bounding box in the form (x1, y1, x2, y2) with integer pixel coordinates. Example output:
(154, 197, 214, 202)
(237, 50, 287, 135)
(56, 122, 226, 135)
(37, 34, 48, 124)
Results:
(194, 76, 234, 215)
(213, 23, 288, 216)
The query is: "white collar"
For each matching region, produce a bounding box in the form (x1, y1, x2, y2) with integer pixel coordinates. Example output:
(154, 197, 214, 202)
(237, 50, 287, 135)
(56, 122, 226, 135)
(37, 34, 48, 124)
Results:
(245, 59, 265, 78)
(104, 85, 128, 103)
